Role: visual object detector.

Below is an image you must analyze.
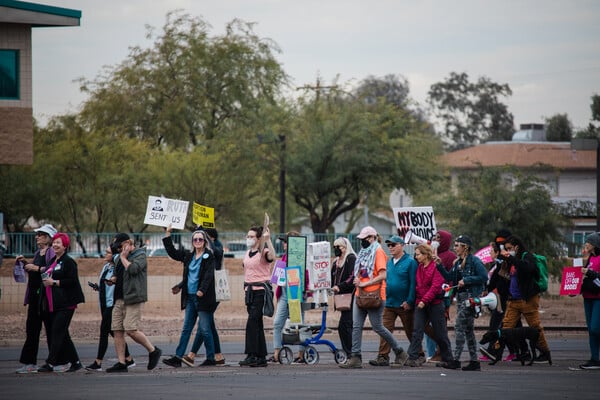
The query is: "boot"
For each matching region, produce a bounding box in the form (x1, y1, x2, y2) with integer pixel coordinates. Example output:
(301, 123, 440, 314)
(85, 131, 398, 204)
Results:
(340, 355, 362, 369)
(441, 359, 461, 370)
(461, 361, 481, 371)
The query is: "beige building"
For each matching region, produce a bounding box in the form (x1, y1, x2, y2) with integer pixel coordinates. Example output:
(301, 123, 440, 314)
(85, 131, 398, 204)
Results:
(0, 1, 80, 165)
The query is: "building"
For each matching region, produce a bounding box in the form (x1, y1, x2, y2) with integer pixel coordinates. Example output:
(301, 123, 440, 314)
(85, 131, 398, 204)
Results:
(0, 0, 81, 165)
(442, 139, 596, 255)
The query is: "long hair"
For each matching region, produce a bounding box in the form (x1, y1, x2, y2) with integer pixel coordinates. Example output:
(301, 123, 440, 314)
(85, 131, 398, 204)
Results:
(333, 237, 356, 267)
(505, 235, 528, 258)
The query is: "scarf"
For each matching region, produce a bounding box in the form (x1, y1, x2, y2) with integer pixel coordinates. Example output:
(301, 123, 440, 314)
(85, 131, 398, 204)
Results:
(354, 241, 381, 279)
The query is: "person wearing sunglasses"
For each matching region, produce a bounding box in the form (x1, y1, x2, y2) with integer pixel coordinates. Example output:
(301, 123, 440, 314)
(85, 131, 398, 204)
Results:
(161, 225, 217, 368)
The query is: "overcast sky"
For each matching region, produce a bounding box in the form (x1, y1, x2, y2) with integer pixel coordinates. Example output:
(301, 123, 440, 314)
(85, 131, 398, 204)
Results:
(31, 0, 600, 130)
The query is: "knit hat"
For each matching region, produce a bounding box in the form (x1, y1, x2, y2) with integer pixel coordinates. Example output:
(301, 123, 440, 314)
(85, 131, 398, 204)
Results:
(585, 232, 600, 248)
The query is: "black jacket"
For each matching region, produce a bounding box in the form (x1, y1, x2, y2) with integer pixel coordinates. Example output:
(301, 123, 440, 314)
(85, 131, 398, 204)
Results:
(163, 236, 216, 312)
(506, 251, 540, 301)
(331, 253, 356, 295)
(46, 254, 85, 311)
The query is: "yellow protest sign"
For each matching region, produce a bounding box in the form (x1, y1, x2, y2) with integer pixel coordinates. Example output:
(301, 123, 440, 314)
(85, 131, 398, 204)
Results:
(192, 202, 215, 228)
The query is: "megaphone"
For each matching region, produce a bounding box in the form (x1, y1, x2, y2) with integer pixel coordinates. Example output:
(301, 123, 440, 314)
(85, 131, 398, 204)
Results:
(404, 231, 429, 245)
(464, 292, 499, 318)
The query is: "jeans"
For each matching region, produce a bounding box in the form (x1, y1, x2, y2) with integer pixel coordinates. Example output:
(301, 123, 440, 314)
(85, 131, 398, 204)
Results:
(584, 298, 600, 361)
(379, 306, 435, 358)
(351, 298, 403, 356)
(272, 290, 306, 351)
(408, 302, 453, 362)
(425, 334, 437, 358)
(175, 296, 215, 360)
(190, 306, 221, 355)
(502, 294, 549, 352)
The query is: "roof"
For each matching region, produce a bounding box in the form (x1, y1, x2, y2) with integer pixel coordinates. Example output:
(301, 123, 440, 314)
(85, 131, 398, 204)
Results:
(442, 141, 596, 171)
(0, 0, 81, 27)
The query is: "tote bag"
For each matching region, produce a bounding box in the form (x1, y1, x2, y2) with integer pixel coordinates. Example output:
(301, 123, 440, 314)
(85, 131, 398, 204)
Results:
(214, 269, 231, 302)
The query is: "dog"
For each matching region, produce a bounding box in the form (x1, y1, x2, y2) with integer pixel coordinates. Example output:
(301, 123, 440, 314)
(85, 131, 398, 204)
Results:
(479, 327, 551, 366)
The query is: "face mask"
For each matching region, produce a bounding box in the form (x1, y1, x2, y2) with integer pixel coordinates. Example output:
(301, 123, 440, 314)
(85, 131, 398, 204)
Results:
(508, 250, 516, 257)
(246, 238, 256, 248)
(360, 239, 371, 249)
(334, 247, 342, 257)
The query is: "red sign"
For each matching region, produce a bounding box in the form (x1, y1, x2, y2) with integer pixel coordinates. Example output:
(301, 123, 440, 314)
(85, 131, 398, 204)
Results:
(559, 267, 583, 296)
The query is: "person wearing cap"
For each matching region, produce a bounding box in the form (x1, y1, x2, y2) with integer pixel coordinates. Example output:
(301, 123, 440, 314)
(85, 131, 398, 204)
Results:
(579, 233, 600, 369)
(442, 235, 488, 371)
(106, 233, 162, 372)
(369, 235, 430, 367)
(15, 224, 58, 374)
(37, 232, 85, 373)
(340, 226, 409, 369)
(269, 231, 307, 364)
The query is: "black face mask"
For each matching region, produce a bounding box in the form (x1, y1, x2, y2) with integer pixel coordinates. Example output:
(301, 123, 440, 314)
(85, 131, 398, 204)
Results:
(360, 239, 371, 249)
(334, 247, 342, 257)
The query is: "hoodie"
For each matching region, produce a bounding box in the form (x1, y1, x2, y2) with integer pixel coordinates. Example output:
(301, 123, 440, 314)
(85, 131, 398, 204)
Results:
(437, 230, 456, 271)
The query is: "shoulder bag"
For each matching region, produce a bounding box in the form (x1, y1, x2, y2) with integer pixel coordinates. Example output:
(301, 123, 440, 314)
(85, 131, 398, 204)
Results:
(355, 286, 382, 310)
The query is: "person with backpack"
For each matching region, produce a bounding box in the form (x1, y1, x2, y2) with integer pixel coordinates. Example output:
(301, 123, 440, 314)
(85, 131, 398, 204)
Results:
(500, 235, 552, 363)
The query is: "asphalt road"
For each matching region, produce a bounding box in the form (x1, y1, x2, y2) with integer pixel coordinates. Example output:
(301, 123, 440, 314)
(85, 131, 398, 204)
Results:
(0, 335, 597, 400)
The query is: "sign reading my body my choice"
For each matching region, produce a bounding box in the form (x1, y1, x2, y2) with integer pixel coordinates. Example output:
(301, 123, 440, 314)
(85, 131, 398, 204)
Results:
(393, 206, 437, 240)
(144, 195, 189, 230)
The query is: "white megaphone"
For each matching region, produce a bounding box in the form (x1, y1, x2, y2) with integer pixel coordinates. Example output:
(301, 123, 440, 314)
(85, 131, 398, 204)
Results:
(404, 231, 429, 246)
(465, 292, 499, 314)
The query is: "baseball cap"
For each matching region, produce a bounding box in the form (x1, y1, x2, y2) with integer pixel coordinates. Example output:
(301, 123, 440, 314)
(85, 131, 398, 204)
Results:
(357, 226, 377, 239)
(34, 224, 57, 238)
(385, 235, 405, 245)
(455, 235, 472, 248)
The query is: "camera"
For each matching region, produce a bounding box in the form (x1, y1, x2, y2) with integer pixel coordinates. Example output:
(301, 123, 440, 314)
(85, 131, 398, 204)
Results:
(88, 281, 99, 290)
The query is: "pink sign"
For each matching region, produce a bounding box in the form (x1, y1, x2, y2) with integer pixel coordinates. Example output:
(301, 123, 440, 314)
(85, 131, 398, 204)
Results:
(474, 245, 493, 264)
(559, 267, 583, 296)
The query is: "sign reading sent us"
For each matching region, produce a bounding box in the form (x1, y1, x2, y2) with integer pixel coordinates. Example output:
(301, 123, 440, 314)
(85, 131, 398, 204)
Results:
(144, 195, 189, 230)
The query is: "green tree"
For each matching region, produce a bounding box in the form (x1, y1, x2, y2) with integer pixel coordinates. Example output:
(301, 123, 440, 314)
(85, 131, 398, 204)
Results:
(428, 166, 568, 277)
(545, 113, 572, 141)
(354, 74, 410, 107)
(78, 11, 288, 148)
(427, 72, 514, 149)
(287, 89, 442, 233)
(576, 94, 600, 139)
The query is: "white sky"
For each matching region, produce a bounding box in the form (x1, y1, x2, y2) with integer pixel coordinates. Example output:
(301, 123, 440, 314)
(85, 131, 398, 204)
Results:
(31, 0, 600, 130)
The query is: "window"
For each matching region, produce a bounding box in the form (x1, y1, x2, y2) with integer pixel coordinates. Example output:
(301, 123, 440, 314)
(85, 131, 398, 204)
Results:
(0, 50, 19, 100)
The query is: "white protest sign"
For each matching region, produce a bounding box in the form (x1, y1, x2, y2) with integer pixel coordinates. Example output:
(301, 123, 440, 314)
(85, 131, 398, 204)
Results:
(393, 206, 437, 241)
(307, 241, 331, 292)
(144, 195, 189, 230)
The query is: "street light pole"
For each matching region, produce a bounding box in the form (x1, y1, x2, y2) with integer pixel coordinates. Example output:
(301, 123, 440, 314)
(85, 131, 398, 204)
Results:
(279, 134, 286, 235)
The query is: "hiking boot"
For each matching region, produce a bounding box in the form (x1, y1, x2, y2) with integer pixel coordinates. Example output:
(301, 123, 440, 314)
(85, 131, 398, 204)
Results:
(106, 362, 128, 373)
(148, 347, 162, 370)
(405, 358, 423, 367)
(442, 359, 461, 370)
(368, 355, 389, 366)
(579, 359, 600, 370)
(162, 356, 182, 368)
(461, 361, 481, 371)
(393, 349, 409, 367)
(479, 347, 497, 362)
(340, 355, 362, 369)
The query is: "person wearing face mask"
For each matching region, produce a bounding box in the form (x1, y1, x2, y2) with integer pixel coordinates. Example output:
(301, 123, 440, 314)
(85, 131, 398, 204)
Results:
(240, 225, 276, 367)
(331, 237, 357, 358)
(443, 235, 487, 371)
(500, 235, 552, 364)
(340, 226, 409, 369)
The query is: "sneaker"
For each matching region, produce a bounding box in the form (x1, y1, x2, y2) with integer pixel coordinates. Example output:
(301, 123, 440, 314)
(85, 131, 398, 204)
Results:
(579, 360, 600, 370)
(368, 355, 390, 366)
(393, 349, 409, 367)
(106, 362, 128, 373)
(239, 356, 257, 366)
(53, 364, 70, 373)
(479, 348, 497, 362)
(181, 355, 195, 367)
(503, 353, 517, 362)
(461, 361, 481, 371)
(85, 361, 102, 371)
(67, 362, 83, 372)
(534, 352, 551, 364)
(162, 356, 182, 368)
(442, 360, 461, 370)
(126, 359, 136, 368)
(200, 359, 217, 366)
(428, 354, 442, 363)
(148, 347, 162, 370)
(215, 358, 226, 365)
(405, 358, 423, 368)
(37, 364, 54, 373)
(16, 364, 38, 374)
(250, 357, 267, 368)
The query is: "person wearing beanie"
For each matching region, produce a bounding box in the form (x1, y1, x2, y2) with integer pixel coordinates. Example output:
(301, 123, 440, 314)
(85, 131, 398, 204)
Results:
(579, 233, 600, 369)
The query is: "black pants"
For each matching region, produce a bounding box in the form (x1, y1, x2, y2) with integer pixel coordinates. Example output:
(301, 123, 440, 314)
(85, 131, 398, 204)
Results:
(46, 309, 79, 366)
(97, 306, 130, 360)
(338, 309, 353, 355)
(244, 289, 267, 357)
(19, 295, 52, 365)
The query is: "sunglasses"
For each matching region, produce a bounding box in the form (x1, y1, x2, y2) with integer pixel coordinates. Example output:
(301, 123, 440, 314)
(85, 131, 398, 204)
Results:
(193, 237, 205, 243)
(387, 243, 398, 248)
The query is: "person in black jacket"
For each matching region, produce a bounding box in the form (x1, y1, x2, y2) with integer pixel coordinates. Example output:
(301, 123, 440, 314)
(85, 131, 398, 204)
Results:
(162, 226, 217, 367)
(500, 235, 551, 363)
(37, 232, 85, 373)
(331, 237, 357, 358)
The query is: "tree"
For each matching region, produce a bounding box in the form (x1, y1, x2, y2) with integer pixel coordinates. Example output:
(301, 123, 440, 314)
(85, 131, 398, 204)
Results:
(286, 89, 442, 233)
(427, 166, 568, 277)
(78, 11, 288, 148)
(576, 94, 600, 139)
(427, 72, 514, 149)
(545, 113, 572, 141)
(354, 74, 410, 108)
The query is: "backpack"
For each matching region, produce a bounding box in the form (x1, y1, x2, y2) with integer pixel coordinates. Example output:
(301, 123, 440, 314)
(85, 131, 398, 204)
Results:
(522, 252, 548, 292)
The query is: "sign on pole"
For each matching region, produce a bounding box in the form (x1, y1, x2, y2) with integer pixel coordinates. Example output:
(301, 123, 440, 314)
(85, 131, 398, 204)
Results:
(143, 195, 189, 230)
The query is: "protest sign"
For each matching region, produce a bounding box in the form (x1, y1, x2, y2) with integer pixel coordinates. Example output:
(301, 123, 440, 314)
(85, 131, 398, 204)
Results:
(559, 267, 583, 296)
(144, 196, 188, 230)
(474, 245, 493, 264)
(192, 202, 215, 228)
(286, 236, 306, 323)
(307, 242, 331, 291)
(270, 260, 287, 286)
(393, 206, 437, 241)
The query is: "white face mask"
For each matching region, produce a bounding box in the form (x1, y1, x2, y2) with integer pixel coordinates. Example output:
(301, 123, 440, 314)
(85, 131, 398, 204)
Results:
(508, 250, 516, 257)
(246, 238, 256, 248)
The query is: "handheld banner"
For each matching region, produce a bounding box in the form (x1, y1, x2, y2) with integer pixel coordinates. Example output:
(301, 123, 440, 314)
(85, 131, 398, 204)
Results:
(270, 260, 287, 286)
(393, 206, 437, 241)
(560, 267, 583, 296)
(286, 266, 303, 324)
(192, 202, 215, 228)
(144, 196, 188, 230)
(474, 245, 493, 264)
(307, 242, 331, 291)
